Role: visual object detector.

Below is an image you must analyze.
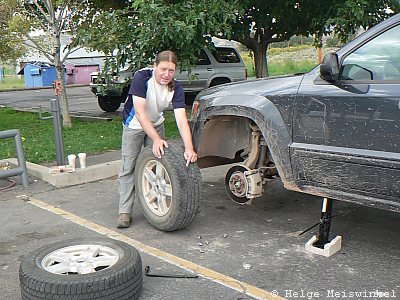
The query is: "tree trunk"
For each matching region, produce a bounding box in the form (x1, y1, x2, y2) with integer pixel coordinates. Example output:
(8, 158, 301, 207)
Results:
(254, 45, 269, 78)
(241, 36, 270, 78)
(55, 64, 72, 127)
(317, 47, 323, 63)
(52, 23, 72, 127)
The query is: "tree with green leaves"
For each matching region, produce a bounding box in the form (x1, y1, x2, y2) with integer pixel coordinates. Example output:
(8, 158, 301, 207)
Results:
(77, 0, 399, 80)
(228, 0, 400, 78)
(76, 0, 240, 73)
(0, 0, 26, 66)
(323, 0, 400, 41)
(3, 0, 97, 127)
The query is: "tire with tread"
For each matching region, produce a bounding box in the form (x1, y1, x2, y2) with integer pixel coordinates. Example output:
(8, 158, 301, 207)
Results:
(135, 140, 203, 231)
(19, 237, 142, 300)
(98, 95, 121, 112)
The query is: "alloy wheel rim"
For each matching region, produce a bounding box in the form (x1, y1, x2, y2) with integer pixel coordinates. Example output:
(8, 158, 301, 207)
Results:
(142, 160, 173, 216)
(41, 244, 119, 275)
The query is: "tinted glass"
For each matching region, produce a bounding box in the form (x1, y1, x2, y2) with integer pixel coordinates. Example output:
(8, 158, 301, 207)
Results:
(212, 47, 241, 63)
(340, 24, 400, 81)
(196, 50, 211, 65)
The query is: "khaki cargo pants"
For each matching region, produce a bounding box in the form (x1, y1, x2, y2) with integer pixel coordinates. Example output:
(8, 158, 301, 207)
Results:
(118, 123, 165, 214)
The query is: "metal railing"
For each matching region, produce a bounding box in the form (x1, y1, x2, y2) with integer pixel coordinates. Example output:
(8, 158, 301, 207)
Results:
(0, 129, 29, 187)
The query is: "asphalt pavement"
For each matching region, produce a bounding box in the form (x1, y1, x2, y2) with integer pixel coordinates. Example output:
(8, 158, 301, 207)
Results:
(0, 85, 123, 118)
(0, 150, 399, 300)
(0, 86, 399, 299)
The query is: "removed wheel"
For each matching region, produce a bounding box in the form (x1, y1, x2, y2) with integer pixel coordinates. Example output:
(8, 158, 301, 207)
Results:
(19, 237, 142, 300)
(98, 95, 121, 112)
(135, 140, 203, 231)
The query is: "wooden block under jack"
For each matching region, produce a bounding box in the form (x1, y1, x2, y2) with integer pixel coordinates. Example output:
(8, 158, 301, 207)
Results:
(305, 235, 342, 257)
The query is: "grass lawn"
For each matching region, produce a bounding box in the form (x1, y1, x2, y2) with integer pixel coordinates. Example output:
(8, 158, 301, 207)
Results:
(242, 45, 319, 77)
(0, 107, 180, 164)
(0, 76, 25, 90)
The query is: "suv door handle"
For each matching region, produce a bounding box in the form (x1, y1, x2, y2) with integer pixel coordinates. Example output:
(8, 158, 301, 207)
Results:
(207, 68, 213, 71)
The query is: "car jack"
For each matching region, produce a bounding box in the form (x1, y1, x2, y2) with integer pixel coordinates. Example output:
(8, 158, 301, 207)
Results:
(144, 266, 199, 279)
(301, 197, 342, 257)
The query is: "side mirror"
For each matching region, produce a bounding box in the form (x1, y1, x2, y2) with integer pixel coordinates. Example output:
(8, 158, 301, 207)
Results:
(320, 53, 339, 82)
(341, 64, 373, 81)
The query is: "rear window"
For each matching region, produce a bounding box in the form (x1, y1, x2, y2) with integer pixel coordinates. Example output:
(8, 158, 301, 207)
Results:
(197, 50, 211, 65)
(212, 48, 241, 63)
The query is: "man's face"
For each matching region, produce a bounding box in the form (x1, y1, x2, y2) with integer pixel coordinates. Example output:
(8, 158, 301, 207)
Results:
(154, 61, 176, 85)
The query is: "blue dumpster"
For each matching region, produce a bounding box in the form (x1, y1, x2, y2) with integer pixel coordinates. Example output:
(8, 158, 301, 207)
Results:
(20, 62, 57, 88)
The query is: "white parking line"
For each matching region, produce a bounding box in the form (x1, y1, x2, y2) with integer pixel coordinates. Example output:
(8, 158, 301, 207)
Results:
(22, 195, 284, 300)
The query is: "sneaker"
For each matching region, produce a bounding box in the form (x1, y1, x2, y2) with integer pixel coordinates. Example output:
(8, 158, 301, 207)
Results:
(117, 213, 132, 228)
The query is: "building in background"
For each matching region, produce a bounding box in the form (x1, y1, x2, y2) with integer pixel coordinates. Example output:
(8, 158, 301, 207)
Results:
(16, 35, 105, 85)
(64, 59, 100, 85)
(17, 62, 57, 88)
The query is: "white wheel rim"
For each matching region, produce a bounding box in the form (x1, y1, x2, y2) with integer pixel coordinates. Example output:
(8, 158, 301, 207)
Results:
(141, 160, 173, 217)
(41, 244, 119, 275)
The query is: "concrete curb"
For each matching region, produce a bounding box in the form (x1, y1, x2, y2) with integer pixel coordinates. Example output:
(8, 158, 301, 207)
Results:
(4, 158, 121, 188)
(0, 84, 89, 93)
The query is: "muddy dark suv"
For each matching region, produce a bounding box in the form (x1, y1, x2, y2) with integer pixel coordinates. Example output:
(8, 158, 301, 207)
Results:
(133, 14, 399, 232)
(189, 13, 400, 213)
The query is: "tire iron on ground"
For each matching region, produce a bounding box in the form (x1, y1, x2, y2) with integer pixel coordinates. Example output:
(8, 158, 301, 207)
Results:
(144, 266, 198, 279)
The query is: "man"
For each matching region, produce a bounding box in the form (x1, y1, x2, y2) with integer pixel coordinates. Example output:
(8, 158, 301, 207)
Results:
(117, 50, 197, 228)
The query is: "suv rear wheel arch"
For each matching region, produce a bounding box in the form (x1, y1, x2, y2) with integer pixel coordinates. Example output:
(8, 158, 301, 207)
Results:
(209, 77, 232, 87)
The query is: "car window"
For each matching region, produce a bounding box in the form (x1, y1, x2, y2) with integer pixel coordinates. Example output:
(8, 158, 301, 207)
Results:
(197, 50, 211, 65)
(340, 24, 400, 81)
(212, 47, 241, 63)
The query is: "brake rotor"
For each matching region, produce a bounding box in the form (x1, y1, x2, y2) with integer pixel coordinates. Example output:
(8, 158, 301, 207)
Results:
(225, 165, 251, 204)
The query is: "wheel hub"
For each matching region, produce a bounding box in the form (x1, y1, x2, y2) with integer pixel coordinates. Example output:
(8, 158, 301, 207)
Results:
(225, 165, 251, 204)
(229, 172, 247, 197)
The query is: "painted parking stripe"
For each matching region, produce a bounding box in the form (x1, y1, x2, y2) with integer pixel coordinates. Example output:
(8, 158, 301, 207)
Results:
(22, 196, 284, 300)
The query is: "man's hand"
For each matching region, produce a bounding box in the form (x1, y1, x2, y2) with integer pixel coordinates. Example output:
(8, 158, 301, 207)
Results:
(134, 97, 168, 159)
(184, 148, 198, 167)
(174, 108, 198, 167)
(153, 138, 169, 159)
